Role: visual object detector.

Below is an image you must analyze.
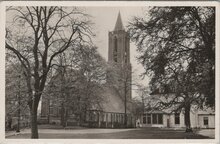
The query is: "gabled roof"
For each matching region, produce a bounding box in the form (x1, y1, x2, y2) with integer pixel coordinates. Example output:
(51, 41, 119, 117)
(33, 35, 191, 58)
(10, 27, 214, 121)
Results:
(114, 12, 124, 31)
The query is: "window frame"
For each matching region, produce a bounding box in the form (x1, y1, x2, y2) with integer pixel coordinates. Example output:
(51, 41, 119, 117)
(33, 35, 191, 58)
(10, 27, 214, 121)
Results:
(203, 117, 209, 126)
(152, 114, 157, 124)
(143, 114, 146, 124)
(147, 113, 163, 125)
(174, 113, 180, 125)
(158, 114, 163, 124)
(147, 114, 151, 124)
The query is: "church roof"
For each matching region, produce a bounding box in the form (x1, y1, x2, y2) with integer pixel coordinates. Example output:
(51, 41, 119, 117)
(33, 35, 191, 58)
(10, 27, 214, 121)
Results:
(101, 86, 126, 113)
(114, 12, 124, 31)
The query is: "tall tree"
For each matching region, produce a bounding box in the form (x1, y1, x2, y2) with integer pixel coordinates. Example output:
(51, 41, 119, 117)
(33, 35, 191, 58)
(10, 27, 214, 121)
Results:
(44, 45, 106, 126)
(6, 6, 93, 138)
(76, 45, 107, 111)
(5, 61, 30, 130)
(128, 7, 215, 132)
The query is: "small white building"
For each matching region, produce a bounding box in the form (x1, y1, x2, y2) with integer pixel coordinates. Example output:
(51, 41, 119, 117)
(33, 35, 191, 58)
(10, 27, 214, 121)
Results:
(139, 88, 215, 129)
(139, 108, 214, 129)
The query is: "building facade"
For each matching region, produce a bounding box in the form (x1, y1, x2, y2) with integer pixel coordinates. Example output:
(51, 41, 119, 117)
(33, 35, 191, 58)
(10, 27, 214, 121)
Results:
(138, 91, 215, 129)
(139, 109, 215, 129)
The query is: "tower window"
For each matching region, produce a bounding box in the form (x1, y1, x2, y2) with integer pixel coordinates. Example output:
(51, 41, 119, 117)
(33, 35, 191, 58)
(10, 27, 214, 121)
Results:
(125, 46, 128, 63)
(125, 52, 127, 63)
(114, 37, 117, 52)
(114, 37, 117, 62)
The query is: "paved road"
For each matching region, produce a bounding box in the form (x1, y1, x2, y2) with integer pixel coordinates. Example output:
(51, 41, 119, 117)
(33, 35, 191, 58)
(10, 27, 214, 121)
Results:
(6, 127, 214, 139)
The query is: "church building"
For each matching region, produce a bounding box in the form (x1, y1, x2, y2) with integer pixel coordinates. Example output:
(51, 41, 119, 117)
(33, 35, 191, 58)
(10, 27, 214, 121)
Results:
(82, 12, 134, 128)
(40, 12, 135, 128)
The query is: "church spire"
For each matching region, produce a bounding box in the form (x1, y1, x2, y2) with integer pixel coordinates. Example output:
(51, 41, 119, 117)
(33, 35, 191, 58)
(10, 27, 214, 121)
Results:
(114, 11, 124, 31)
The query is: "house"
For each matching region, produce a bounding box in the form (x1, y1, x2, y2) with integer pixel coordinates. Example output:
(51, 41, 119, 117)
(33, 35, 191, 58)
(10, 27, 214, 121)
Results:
(139, 88, 215, 129)
(139, 108, 215, 129)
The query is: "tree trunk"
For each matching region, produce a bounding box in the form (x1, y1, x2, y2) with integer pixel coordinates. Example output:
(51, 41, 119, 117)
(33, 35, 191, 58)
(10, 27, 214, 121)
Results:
(47, 99, 50, 124)
(84, 109, 87, 123)
(60, 105, 68, 128)
(30, 105, 39, 138)
(124, 99, 127, 127)
(124, 84, 127, 127)
(184, 104, 192, 132)
(64, 109, 68, 127)
(60, 103, 65, 127)
(79, 112, 83, 126)
(28, 93, 41, 139)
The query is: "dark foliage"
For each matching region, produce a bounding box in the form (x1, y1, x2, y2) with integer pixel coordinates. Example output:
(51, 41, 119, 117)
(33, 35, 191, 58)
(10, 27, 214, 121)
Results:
(128, 6, 215, 131)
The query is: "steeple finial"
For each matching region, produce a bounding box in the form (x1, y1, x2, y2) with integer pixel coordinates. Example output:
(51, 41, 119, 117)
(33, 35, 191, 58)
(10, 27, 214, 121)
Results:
(114, 11, 124, 31)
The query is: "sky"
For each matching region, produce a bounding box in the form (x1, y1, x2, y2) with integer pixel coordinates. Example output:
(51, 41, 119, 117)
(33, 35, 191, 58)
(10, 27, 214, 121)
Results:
(85, 7, 149, 98)
(6, 6, 149, 99)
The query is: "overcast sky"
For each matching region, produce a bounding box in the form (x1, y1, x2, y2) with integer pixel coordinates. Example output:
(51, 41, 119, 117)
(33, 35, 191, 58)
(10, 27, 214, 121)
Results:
(6, 6, 149, 99)
(85, 7, 149, 98)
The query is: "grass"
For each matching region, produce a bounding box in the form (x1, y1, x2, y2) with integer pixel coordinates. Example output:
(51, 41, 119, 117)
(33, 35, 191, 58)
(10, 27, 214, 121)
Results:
(6, 127, 212, 139)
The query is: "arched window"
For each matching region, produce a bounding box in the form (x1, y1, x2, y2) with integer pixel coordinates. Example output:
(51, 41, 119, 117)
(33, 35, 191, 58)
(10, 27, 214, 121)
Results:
(113, 37, 117, 62)
(125, 46, 127, 63)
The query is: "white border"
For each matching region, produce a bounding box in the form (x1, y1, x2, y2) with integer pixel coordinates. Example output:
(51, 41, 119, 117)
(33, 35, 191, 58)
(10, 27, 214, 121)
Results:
(0, 1, 219, 6)
(0, 1, 219, 144)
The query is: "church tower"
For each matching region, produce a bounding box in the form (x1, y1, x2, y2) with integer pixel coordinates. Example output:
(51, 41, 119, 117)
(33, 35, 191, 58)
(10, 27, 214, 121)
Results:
(108, 12, 132, 101)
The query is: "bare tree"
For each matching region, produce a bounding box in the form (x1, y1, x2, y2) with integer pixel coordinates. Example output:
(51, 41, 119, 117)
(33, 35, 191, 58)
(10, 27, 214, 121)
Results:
(6, 6, 93, 138)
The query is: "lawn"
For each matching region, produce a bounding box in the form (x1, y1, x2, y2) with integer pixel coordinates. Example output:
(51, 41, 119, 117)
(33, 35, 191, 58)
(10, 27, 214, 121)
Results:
(6, 127, 212, 139)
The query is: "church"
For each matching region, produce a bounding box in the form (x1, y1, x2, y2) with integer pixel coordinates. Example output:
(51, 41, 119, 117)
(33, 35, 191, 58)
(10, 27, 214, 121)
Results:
(40, 12, 136, 128)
